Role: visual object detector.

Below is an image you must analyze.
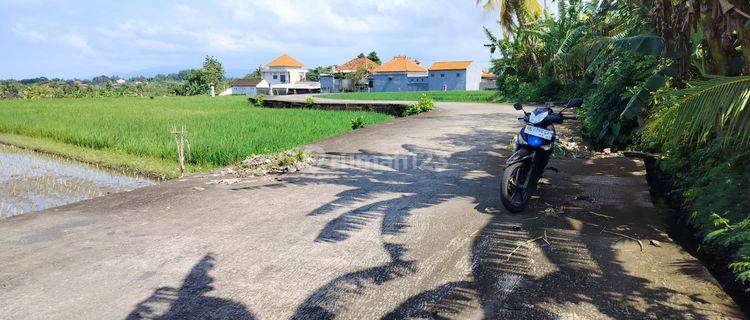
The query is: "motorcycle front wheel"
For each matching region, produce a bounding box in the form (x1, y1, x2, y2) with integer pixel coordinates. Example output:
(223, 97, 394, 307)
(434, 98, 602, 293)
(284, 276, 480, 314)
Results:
(501, 162, 530, 213)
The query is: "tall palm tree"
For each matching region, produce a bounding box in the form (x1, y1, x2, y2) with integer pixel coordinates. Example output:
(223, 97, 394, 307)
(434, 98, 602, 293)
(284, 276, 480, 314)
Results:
(476, 0, 543, 34)
(477, 0, 544, 78)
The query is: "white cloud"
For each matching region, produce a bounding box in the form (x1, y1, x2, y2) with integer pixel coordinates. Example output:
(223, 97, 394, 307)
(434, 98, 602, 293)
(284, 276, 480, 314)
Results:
(62, 34, 99, 56)
(11, 24, 47, 43)
(218, 0, 396, 34)
(173, 3, 199, 17)
(1, 0, 498, 78)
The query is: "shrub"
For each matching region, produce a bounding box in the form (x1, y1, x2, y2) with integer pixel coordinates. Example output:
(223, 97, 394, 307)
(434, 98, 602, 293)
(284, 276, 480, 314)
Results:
(21, 83, 53, 100)
(351, 116, 366, 129)
(276, 154, 297, 167)
(578, 53, 655, 149)
(295, 150, 306, 161)
(403, 94, 434, 116)
(255, 93, 265, 106)
(306, 97, 315, 108)
(658, 142, 750, 283)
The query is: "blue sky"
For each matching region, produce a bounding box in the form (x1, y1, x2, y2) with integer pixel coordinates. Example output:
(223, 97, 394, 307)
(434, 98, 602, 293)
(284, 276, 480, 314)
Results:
(0, 0, 501, 79)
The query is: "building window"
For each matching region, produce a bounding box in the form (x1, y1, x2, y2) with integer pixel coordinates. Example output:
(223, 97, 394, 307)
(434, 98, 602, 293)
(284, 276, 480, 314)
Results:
(440, 73, 445, 78)
(273, 74, 278, 79)
(456, 73, 461, 77)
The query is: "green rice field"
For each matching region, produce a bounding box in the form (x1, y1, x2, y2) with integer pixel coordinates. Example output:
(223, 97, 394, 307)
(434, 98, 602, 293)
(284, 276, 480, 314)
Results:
(0, 96, 392, 178)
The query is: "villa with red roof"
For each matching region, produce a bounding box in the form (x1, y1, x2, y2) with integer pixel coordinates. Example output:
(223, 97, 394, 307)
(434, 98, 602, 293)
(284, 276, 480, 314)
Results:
(368, 56, 482, 92)
(369, 55, 429, 92)
(262, 54, 320, 95)
(427, 60, 481, 91)
(480, 69, 498, 90)
(243, 54, 484, 95)
(320, 56, 380, 93)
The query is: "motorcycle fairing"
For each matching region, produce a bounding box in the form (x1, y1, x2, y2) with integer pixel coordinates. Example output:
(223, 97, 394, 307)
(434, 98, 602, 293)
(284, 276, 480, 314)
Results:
(506, 147, 535, 165)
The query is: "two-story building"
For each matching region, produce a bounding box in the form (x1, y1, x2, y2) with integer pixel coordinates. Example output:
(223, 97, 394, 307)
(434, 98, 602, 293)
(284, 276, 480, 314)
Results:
(427, 61, 482, 91)
(262, 54, 320, 95)
(370, 55, 428, 92)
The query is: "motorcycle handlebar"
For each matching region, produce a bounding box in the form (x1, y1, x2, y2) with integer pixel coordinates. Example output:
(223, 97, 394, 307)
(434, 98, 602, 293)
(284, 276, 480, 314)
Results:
(517, 98, 583, 109)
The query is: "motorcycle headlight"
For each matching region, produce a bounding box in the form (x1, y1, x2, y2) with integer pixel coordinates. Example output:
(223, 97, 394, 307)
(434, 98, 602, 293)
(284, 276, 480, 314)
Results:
(528, 135, 543, 147)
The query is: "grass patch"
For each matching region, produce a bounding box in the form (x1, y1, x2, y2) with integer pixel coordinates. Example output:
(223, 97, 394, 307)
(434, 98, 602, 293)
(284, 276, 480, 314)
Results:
(318, 90, 503, 103)
(0, 133, 181, 179)
(0, 96, 392, 178)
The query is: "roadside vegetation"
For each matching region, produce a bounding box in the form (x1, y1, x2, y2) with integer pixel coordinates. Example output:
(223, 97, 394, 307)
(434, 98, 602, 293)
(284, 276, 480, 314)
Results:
(319, 90, 502, 103)
(0, 96, 391, 179)
(403, 94, 435, 116)
(479, 0, 750, 284)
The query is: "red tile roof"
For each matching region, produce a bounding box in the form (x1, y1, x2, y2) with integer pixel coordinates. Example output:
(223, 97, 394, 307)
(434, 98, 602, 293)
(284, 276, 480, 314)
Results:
(373, 55, 426, 73)
(429, 61, 474, 71)
(267, 54, 304, 68)
(481, 69, 497, 80)
(338, 57, 379, 72)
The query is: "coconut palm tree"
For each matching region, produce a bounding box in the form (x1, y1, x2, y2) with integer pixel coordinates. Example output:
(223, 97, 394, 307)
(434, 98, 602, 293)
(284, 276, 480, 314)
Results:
(663, 76, 750, 149)
(476, 0, 542, 34)
(478, 0, 544, 78)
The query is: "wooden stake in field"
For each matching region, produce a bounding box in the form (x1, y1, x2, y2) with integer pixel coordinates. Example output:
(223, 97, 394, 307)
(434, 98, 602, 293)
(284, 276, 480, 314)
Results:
(171, 125, 189, 176)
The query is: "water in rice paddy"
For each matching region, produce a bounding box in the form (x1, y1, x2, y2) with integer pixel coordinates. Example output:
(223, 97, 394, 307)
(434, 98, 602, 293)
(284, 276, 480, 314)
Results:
(0, 145, 154, 218)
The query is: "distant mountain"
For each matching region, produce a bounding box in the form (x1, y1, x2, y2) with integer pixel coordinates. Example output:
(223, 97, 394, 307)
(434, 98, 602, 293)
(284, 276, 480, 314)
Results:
(112, 66, 191, 79)
(224, 69, 250, 79)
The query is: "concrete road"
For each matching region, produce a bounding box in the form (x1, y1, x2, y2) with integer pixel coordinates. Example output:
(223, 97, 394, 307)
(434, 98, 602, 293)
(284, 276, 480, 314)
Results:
(0, 102, 743, 319)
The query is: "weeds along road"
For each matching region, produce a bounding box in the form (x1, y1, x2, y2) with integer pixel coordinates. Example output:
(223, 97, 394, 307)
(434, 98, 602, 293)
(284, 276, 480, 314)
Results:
(0, 101, 743, 319)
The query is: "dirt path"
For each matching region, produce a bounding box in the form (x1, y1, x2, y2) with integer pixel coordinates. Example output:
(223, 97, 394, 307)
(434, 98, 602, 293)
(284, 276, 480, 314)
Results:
(0, 102, 743, 319)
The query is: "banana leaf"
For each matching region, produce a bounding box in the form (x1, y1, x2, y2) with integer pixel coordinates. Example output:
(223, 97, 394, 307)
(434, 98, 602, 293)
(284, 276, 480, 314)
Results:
(553, 26, 587, 61)
(610, 34, 663, 56)
(620, 67, 675, 121)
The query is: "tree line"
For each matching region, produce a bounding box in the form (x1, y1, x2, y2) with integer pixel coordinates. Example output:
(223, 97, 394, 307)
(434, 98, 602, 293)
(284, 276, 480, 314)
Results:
(1, 56, 227, 99)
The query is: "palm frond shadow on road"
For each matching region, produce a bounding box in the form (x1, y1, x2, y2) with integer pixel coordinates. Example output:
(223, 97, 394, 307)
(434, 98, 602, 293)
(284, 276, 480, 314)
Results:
(229, 127, 724, 318)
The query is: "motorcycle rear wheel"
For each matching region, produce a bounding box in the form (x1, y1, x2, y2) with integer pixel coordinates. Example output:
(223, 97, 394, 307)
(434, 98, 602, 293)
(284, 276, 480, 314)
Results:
(501, 162, 530, 213)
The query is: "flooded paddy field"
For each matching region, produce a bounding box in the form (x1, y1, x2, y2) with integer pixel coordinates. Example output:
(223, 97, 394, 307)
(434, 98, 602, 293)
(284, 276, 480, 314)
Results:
(0, 145, 153, 218)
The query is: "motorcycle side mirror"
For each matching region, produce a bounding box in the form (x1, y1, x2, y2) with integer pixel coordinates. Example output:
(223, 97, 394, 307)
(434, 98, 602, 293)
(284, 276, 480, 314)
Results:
(513, 103, 524, 111)
(567, 98, 583, 108)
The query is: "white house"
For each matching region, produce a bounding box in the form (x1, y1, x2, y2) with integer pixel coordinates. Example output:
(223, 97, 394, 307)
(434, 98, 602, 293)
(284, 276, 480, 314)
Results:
(221, 78, 270, 96)
(262, 54, 319, 95)
(263, 54, 307, 85)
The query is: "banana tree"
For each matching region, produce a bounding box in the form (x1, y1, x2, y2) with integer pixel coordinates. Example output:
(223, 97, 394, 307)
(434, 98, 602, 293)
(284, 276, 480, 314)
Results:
(697, 0, 750, 75)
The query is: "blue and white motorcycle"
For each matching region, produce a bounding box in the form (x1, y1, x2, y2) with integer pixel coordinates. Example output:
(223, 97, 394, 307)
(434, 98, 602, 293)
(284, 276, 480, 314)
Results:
(500, 98, 583, 212)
